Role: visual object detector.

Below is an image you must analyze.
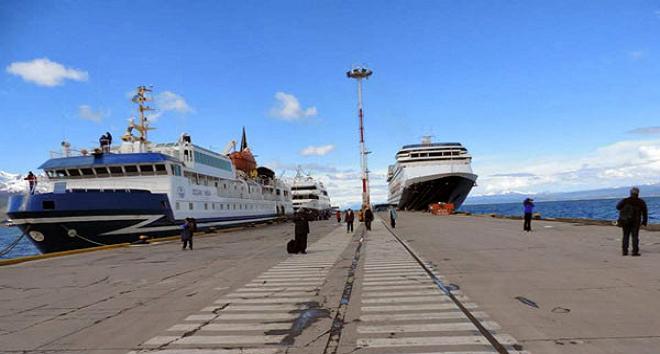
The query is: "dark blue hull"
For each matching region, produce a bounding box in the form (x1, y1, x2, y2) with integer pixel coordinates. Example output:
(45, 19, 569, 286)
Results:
(7, 191, 279, 253)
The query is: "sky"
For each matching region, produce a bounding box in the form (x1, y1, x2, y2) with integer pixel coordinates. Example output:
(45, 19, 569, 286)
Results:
(1, 0, 660, 207)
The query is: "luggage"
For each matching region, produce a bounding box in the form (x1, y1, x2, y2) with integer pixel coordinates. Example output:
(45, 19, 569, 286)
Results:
(287, 239, 298, 254)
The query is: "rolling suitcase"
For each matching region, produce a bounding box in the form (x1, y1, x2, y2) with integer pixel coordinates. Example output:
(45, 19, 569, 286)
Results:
(286, 239, 298, 254)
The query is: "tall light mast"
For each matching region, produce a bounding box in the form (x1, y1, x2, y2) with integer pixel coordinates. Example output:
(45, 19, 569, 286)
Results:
(346, 66, 373, 210)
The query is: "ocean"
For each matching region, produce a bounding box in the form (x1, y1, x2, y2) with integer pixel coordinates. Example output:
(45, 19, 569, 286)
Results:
(2, 196, 658, 260)
(0, 226, 40, 259)
(461, 196, 660, 223)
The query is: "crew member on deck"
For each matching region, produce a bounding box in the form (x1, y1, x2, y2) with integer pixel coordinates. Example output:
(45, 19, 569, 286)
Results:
(24, 171, 37, 194)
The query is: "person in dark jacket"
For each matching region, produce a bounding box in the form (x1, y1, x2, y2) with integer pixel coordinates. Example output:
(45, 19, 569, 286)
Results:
(616, 187, 648, 256)
(294, 212, 310, 254)
(364, 208, 374, 231)
(24, 171, 37, 194)
(523, 198, 534, 232)
(181, 218, 194, 250)
(345, 208, 355, 233)
(336, 210, 341, 223)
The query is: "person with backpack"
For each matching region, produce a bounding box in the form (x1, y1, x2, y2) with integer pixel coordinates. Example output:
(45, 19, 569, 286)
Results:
(616, 187, 648, 256)
(523, 198, 535, 232)
(364, 208, 374, 231)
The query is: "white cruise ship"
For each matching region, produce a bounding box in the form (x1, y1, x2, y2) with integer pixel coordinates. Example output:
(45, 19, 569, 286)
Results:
(290, 170, 332, 218)
(6, 86, 293, 253)
(387, 137, 477, 210)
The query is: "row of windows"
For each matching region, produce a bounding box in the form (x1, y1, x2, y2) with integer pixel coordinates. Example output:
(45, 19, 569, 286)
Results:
(174, 201, 273, 211)
(193, 150, 233, 171)
(46, 164, 170, 178)
(184, 171, 289, 198)
(293, 194, 320, 200)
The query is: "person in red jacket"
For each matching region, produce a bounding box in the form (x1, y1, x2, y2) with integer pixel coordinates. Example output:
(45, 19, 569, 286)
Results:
(336, 210, 341, 223)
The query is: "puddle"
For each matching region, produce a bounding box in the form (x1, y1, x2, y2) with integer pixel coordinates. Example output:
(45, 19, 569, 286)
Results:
(551, 306, 570, 313)
(446, 283, 460, 291)
(272, 302, 331, 345)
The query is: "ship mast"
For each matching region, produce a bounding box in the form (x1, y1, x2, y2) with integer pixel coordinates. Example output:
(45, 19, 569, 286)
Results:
(123, 86, 155, 152)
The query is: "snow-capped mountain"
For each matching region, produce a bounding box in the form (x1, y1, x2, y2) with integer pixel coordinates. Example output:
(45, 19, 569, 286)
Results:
(0, 171, 28, 194)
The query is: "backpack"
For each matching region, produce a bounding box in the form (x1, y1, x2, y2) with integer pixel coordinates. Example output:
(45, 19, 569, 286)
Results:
(618, 204, 635, 226)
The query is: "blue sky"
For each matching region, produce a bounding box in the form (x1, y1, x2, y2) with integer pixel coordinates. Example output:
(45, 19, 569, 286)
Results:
(2, 1, 660, 206)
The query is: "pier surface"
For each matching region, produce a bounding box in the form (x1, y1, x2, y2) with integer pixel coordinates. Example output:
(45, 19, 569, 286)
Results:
(1, 214, 659, 354)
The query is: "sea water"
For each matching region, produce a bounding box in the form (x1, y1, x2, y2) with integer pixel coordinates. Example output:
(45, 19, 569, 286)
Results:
(0, 227, 39, 259)
(461, 196, 660, 223)
(2, 196, 658, 259)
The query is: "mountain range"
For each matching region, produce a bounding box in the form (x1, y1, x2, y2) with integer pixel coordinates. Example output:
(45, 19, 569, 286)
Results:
(465, 183, 660, 205)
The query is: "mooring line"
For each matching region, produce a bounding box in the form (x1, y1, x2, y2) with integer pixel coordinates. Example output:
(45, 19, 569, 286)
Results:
(381, 219, 511, 354)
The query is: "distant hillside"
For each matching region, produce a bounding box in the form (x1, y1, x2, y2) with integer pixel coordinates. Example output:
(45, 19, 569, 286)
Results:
(465, 184, 660, 205)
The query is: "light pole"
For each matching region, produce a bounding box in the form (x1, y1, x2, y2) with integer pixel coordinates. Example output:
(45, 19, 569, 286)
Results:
(346, 66, 373, 210)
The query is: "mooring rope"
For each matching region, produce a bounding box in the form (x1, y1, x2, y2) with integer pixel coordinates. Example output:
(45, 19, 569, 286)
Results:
(0, 227, 29, 257)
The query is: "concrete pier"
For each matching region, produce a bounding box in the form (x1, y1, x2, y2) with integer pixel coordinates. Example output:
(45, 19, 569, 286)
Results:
(1, 213, 659, 353)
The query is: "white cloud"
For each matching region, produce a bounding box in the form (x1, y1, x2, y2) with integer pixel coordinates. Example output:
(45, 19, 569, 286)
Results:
(628, 126, 660, 135)
(629, 50, 645, 61)
(300, 144, 335, 156)
(156, 91, 194, 113)
(269, 92, 318, 121)
(78, 105, 108, 123)
(472, 139, 660, 196)
(6, 58, 88, 87)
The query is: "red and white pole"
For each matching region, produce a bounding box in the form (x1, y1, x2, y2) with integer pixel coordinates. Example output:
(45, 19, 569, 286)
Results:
(347, 66, 373, 210)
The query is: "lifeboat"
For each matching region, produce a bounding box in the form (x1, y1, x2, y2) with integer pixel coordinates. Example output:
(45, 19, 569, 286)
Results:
(229, 127, 257, 176)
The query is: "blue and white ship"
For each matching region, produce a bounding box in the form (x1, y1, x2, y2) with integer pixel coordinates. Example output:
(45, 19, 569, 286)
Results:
(7, 86, 293, 253)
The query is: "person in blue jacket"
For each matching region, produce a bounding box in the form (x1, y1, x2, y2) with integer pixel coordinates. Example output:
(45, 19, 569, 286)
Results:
(523, 198, 534, 232)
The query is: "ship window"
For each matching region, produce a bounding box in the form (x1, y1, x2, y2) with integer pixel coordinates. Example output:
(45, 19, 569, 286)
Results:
(124, 165, 139, 175)
(452, 151, 459, 155)
(176, 202, 180, 210)
(171, 164, 182, 176)
(224, 183, 227, 189)
(189, 202, 194, 210)
(94, 167, 109, 177)
(108, 166, 124, 176)
(233, 204, 236, 210)
(220, 204, 223, 210)
(80, 168, 94, 176)
(46, 170, 54, 177)
(205, 203, 208, 210)
(227, 204, 230, 210)
(276, 189, 281, 195)
(55, 169, 67, 177)
(154, 164, 167, 175)
(139, 165, 155, 175)
(68, 169, 81, 177)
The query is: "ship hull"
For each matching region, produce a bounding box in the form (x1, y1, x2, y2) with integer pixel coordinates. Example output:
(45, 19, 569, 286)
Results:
(394, 175, 475, 211)
(7, 191, 279, 254)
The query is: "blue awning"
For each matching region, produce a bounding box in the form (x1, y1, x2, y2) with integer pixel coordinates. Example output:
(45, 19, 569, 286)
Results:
(39, 152, 179, 170)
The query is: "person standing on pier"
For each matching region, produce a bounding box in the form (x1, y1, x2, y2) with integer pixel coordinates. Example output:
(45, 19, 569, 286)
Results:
(181, 218, 195, 250)
(345, 208, 355, 233)
(336, 210, 341, 223)
(389, 206, 398, 228)
(617, 187, 648, 256)
(24, 171, 37, 194)
(294, 212, 309, 254)
(364, 208, 374, 231)
(523, 198, 535, 232)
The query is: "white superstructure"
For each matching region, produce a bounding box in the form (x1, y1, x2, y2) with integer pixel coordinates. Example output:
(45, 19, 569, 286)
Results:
(387, 138, 477, 210)
(291, 172, 332, 216)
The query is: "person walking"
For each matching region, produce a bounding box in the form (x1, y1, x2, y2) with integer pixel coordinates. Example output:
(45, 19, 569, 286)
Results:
(345, 208, 355, 233)
(24, 171, 37, 195)
(523, 198, 534, 232)
(364, 208, 374, 231)
(294, 212, 310, 254)
(336, 210, 341, 223)
(181, 218, 194, 250)
(389, 207, 398, 228)
(617, 187, 648, 256)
